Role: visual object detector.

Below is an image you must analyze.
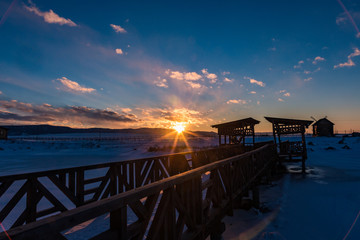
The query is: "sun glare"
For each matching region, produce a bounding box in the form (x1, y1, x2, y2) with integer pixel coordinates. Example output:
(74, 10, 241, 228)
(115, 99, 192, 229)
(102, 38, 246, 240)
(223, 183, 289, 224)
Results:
(173, 122, 186, 134)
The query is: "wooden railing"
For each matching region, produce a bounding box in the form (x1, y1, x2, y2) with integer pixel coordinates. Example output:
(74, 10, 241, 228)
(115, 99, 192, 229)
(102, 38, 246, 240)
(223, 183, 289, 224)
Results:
(0, 144, 247, 231)
(279, 141, 304, 156)
(0, 144, 277, 240)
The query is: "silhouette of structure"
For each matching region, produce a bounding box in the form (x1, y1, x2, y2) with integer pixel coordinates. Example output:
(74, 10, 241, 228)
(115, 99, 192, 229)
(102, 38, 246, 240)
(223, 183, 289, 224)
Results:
(265, 116, 313, 173)
(211, 117, 260, 146)
(312, 118, 334, 137)
(0, 127, 8, 140)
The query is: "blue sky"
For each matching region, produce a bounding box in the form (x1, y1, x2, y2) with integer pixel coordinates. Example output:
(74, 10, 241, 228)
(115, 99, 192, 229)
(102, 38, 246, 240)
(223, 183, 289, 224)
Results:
(0, 0, 360, 132)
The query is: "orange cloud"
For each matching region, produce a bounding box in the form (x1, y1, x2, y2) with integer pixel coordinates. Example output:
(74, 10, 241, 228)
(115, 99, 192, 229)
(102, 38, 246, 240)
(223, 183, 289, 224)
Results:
(115, 48, 124, 55)
(110, 24, 127, 33)
(245, 76, 265, 87)
(334, 48, 360, 69)
(226, 99, 247, 104)
(25, 3, 77, 26)
(57, 77, 96, 93)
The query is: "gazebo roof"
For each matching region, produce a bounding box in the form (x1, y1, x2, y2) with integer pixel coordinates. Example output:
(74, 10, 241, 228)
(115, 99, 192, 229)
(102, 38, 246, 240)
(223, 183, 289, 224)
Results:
(211, 117, 260, 129)
(264, 117, 313, 127)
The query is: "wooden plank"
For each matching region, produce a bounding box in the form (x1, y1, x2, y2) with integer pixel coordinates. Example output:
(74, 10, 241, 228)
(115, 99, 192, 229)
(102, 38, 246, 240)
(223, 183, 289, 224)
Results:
(68, 171, 75, 195)
(83, 176, 107, 185)
(35, 180, 67, 213)
(91, 171, 110, 201)
(26, 178, 37, 223)
(110, 206, 127, 239)
(48, 175, 78, 205)
(0, 180, 13, 198)
(147, 188, 172, 239)
(128, 199, 148, 220)
(83, 187, 99, 195)
(0, 181, 28, 222)
(76, 170, 84, 206)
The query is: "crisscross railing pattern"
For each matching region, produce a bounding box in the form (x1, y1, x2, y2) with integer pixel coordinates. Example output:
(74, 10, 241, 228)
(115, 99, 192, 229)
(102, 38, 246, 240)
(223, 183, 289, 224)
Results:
(0, 143, 276, 240)
(0, 144, 251, 231)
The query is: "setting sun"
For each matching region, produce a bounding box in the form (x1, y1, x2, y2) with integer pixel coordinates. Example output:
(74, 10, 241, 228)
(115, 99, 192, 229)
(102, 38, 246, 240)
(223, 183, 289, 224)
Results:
(172, 122, 186, 134)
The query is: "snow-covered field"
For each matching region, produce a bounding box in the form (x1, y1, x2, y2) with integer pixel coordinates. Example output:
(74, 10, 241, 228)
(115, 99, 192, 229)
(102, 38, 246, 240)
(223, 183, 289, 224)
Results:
(224, 136, 360, 240)
(0, 133, 218, 175)
(1, 134, 360, 239)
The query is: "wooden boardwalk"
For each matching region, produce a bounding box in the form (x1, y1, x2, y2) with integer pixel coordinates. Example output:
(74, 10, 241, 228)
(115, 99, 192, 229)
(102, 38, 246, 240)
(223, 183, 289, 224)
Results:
(0, 143, 277, 240)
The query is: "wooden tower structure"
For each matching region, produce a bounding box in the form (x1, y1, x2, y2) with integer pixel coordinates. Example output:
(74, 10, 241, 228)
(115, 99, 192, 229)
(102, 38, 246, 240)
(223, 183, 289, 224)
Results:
(264, 116, 313, 173)
(211, 117, 260, 146)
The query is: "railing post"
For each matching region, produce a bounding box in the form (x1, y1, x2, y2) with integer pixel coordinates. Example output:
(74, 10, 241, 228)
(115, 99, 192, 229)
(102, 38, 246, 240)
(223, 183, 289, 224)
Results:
(252, 183, 260, 209)
(76, 170, 84, 206)
(26, 177, 37, 223)
(226, 163, 234, 216)
(110, 206, 127, 239)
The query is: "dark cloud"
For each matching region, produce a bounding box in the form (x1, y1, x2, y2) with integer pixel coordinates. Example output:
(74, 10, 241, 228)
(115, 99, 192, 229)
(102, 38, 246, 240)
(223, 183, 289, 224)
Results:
(0, 100, 137, 127)
(0, 111, 55, 122)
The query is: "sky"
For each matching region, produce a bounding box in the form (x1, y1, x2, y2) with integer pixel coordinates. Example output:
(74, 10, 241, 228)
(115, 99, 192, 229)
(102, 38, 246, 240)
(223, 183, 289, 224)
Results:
(0, 0, 360, 132)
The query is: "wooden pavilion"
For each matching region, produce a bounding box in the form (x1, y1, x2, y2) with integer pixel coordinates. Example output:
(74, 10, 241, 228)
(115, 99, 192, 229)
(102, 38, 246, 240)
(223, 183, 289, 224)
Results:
(264, 116, 313, 173)
(211, 117, 260, 146)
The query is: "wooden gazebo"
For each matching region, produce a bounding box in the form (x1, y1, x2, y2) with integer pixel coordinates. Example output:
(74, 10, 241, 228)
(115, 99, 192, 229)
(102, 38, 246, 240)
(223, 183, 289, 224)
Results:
(211, 117, 260, 146)
(264, 117, 313, 173)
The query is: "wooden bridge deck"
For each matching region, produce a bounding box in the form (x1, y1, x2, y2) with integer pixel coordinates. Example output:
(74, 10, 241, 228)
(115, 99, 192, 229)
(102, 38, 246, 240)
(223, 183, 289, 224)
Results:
(0, 143, 277, 240)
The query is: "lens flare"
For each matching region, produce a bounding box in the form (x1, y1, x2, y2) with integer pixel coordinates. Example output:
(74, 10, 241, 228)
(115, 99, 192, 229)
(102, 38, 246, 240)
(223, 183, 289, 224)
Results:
(172, 122, 186, 134)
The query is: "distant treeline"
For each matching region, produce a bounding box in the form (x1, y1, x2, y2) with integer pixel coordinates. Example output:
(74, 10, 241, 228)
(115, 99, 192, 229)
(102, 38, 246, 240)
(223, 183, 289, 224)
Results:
(3, 124, 217, 138)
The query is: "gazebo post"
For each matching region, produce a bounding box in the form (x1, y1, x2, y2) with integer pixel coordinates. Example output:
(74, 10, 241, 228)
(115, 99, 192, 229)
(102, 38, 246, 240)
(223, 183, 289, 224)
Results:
(272, 123, 277, 145)
(301, 126, 306, 173)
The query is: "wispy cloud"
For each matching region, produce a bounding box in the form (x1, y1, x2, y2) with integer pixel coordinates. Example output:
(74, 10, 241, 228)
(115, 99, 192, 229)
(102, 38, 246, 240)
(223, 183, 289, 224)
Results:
(226, 99, 247, 104)
(334, 48, 360, 69)
(304, 77, 312, 82)
(244, 76, 265, 87)
(165, 70, 204, 88)
(115, 48, 124, 55)
(24, 2, 77, 26)
(57, 77, 96, 93)
(167, 70, 202, 81)
(187, 81, 202, 89)
(110, 24, 127, 33)
(294, 60, 304, 69)
(0, 90, 2, 95)
(120, 108, 132, 113)
(249, 91, 256, 94)
(279, 90, 290, 97)
(278, 98, 284, 102)
(202, 69, 218, 83)
(223, 77, 233, 83)
(154, 77, 168, 88)
(336, 16, 347, 25)
(185, 72, 203, 81)
(312, 56, 325, 64)
(222, 71, 230, 75)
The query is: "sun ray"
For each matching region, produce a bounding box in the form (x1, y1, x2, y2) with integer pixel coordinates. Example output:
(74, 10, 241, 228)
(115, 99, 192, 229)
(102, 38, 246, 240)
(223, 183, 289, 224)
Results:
(179, 132, 192, 152)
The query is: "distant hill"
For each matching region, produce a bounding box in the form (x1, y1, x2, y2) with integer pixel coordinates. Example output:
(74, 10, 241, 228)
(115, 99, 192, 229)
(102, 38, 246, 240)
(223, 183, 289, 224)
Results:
(2, 125, 217, 137)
